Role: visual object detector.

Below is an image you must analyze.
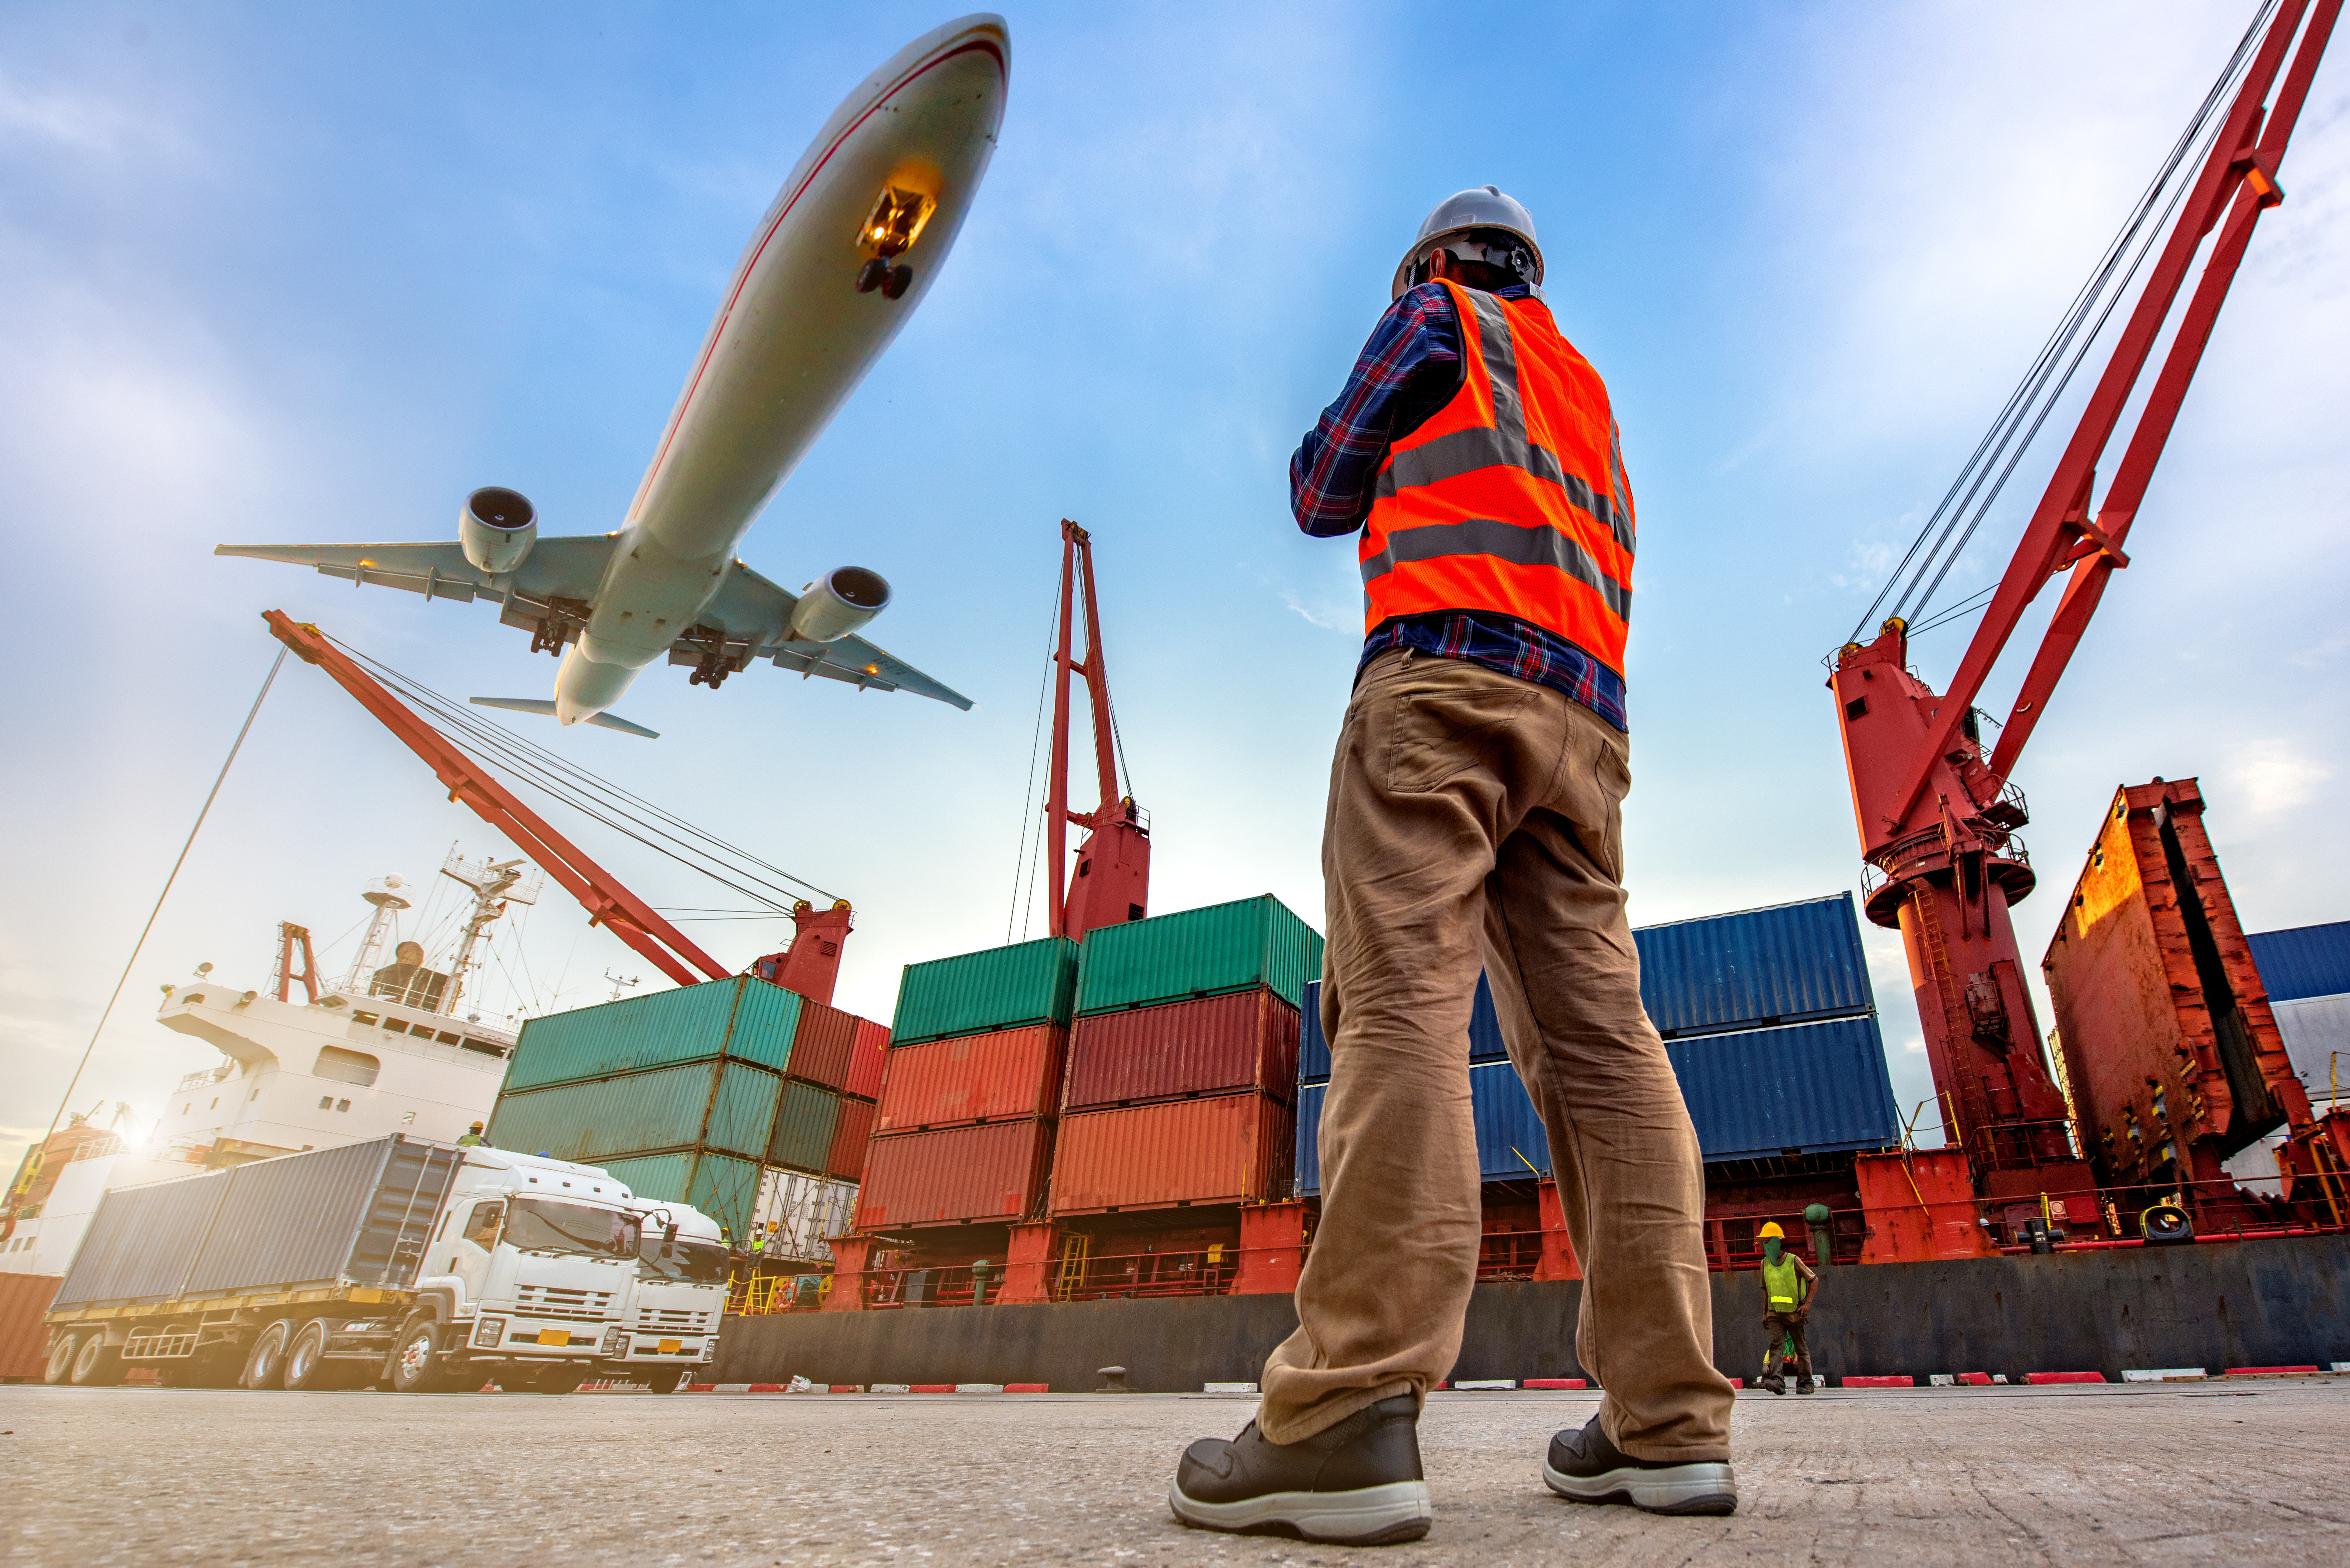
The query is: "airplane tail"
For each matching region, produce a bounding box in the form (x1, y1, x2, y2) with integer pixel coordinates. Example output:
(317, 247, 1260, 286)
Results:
(469, 697, 661, 740)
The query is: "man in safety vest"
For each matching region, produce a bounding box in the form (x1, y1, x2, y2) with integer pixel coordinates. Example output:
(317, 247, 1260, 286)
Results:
(455, 1122, 489, 1148)
(1169, 189, 1735, 1545)
(1756, 1223, 1820, 1395)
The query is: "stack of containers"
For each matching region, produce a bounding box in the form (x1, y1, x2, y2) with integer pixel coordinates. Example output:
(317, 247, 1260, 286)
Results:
(486, 975, 892, 1241)
(1049, 896, 1319, 1215)
(1294, 894, 1900, 1194)
(855, 937, 1079, 1231)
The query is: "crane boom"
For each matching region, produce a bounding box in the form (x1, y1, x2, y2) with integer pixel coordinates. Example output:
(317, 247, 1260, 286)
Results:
(263, 610, 733, 989)
(1044, 520, 1150, 941)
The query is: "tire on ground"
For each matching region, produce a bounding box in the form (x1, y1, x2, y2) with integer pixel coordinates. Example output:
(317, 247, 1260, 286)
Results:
(388, 1316, 464, 1394)
(242, 1319, 293, 1391)
(69, 1331, 125, 1386)
(44, 1330, 83, 1386)
(284, 1320, 342, 1392)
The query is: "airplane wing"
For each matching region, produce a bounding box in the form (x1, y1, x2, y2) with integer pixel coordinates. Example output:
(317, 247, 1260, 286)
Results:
(218, 539, 973, 711)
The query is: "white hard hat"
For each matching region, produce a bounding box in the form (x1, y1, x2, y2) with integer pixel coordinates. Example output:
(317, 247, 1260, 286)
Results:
(1391, 185, 1544, 299)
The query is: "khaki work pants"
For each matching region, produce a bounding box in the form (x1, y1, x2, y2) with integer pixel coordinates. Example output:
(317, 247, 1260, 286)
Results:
(1260, 650, 1734, 1461)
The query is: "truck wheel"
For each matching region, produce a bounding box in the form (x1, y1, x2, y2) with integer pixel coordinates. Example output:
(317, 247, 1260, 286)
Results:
(388, 1318, 462, 1394)
(644, 1368, 685, 1394)
(44, 1331, 83, 1385)
(242, 1320, 292, 1390)
(284, 1321, 339, 1391)
(528, 1362, 590, 1395)
(69, 1332, 125, 1386)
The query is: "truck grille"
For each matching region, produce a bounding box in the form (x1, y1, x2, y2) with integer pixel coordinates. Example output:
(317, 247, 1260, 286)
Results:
(513, 1284, 615, 1323)
(635, 1307, 715, 1332)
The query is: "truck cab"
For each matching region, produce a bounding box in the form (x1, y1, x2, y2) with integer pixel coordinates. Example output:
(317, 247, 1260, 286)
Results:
(618, 1200, 729, 1392)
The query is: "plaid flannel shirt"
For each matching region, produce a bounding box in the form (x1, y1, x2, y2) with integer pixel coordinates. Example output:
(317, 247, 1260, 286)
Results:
(1291, 281, 1629, 732)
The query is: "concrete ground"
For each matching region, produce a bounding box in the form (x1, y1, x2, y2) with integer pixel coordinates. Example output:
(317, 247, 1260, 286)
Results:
(3, 1380, 2345, 1566)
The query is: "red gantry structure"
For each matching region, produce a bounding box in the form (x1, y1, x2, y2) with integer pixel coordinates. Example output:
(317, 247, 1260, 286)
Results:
(1044, 520, 1150, 941)
(1829, 1, 2339, 1223)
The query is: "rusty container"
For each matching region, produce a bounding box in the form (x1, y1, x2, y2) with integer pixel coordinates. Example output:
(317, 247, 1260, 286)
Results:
(0, 1273, 62, 1381)
(874, 1026, 1067, 1133)
(826, 1098, 876, 1182)
(2042, 777, 2310, 1189)
(1047, 1093, 1295, 1215)
(844, 1018, 890, 1102)
(1062, 988, 1300, 1112)
(854, 1120, 1055, 1230)
(786, 998, 860, 1093)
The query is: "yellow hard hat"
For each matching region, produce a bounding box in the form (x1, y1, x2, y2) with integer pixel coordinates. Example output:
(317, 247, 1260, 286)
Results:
(1759, 1222, 1785, 1239)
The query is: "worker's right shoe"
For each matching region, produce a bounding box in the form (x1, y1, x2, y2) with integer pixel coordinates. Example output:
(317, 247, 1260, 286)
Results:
(1760, 1373, 1786, 1396)
(1168, 1393, 1432, 1545)
(1543, 1415, 1737, 1516)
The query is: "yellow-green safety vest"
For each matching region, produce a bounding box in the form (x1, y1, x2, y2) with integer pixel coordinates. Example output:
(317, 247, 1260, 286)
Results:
(1761, 1254, 1805, 1312)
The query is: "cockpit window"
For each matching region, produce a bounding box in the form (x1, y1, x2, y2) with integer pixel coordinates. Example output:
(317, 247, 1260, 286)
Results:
(505, 1197, 638, 1258)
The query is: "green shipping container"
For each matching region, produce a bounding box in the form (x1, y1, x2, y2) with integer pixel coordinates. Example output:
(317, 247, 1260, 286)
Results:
(768, 1080, 844, 1172)
(892, 937, 1080, 1046)
(487, 1059, 783, 1162)
(1075, 895, 1324, 1016)
(504, 976, 803, 1092)
(596, 1150, 766, 1247)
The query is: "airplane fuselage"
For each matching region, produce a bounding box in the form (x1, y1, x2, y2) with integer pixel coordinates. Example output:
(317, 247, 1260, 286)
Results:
(553, 16, 1007, 723)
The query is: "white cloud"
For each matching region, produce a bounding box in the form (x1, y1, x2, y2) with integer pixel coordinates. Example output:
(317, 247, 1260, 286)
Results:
(2227, 739, 2333, 815)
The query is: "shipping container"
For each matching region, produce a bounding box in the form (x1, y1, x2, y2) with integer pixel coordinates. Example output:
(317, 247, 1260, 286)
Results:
(2248, 921, 2350, 1003)
(596, 1149, 765, 1248)
(892, 937, 1080, 1046)
(787, 998, 859, 1092)
(1064, 988, 1301, 1110)
(827, 1099, 876, 1181)
(0, 1274, 62, 1381)
(1048, 1093, 1295, 1214)
(1667, 1015, 1902, 1163)
(767, 1079, 844, 1173)
(874, 1025, 1067, 1133)
(2271, 993, 2350, 1101)
(1075, 895, 1323, 1016)
(855, 1120, 1054, 1229)
(488, 1059, 782, 1163)
(753, 1167, 859, 1262)
(504, 976, 803, 1092)
(1295, 1064, 1547, 1195)
(52, 1135, 463, 1309)
(1633, 894, 1875, 1039)
(1299, 975, 1504, 1084)
(845, 1018, 890, 1102)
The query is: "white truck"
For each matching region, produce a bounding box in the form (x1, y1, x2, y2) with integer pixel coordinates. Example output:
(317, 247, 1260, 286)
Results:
(42, 1134, 653, 1395)
(616, 1200, 729, 1392)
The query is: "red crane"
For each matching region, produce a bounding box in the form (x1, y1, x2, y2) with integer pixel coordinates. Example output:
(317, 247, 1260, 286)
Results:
(1043, 521, 1150, 941)
(1828, 1, 2337, 1209)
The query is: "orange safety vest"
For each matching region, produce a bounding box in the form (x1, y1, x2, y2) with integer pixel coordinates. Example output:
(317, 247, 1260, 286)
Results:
(1360, 280, 1635, 673)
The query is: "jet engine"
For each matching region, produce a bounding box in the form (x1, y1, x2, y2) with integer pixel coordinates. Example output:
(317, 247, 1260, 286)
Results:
(460, 486, 537, 574)
(788, 566, 891, 642)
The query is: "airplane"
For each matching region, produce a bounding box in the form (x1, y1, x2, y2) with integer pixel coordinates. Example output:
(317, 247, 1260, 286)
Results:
(219, 15, 1009, 737)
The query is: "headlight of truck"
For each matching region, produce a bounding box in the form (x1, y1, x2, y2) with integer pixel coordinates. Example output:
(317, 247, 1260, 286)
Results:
(472, 1317, 507, 1350)
(601, 1326, 628, 1358)
(699, 1341, 716, 1362)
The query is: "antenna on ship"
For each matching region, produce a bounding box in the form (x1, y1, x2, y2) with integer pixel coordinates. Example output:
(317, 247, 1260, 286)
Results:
(343, 875, 411, 993)
(604, 970, 641, 1003)
(439, 847, 543, 1017)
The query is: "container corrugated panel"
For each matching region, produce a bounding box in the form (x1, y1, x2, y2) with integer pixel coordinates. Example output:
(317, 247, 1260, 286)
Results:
(53, 1162, 233, 1307)
(504, 976, 802, 1090)
(826, 1098, 876, 1181)
(1298, 974, 1507, 1085)
(874, 1026, 1066, 1132)
(893, 937, 1081, 1045)
(844, 1018, 890, 1101)
(1295, 1080, 1326, 1197)
(1047, 1093, 1295, 1214)
(0, 1274, 62, 1379)
(768, 1080, 844, 1172)
(1668, 1015, 1901, 1163)
(788, 998, 859, 1092)
(854, 1120, 1054, 1229)
(489, 1060, 781, 1162)
(1064, 988, 1301, 1110)
(597, 1150, 766, 1249)
(1075, 895, 1324, 1015)
(1294, 1065, 1547, 1195)
(1633, 893, 1875, 1039)
(2249, 921, 2350, 1003)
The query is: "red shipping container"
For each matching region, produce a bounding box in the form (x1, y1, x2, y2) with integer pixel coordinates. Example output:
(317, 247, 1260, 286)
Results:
(875, 1026, 1067, 1133)
(0, 1273, 62, 1381)
(1048, 1093, 1295, 1215)
(827, 1098, 876, 1181)
(855, 1120, 1054, 1229)
(845, 1018, 890, 1102)
(1063, 988, 1299, 1112)
(787, 998, 859, 1092)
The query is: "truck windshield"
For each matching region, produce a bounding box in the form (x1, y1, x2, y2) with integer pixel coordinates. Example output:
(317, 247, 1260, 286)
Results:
(637, 1235, 731, 1284)
(506, 1197, 638, 1258)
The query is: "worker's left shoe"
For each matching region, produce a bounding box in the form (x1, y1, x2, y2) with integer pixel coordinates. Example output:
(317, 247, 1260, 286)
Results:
(1543, 1415, 1737, 1516)
(1795, 1377, 1817, 1395)
(1759, 1373, 1786, 1396)
(1168, 1393, 1431, 1544)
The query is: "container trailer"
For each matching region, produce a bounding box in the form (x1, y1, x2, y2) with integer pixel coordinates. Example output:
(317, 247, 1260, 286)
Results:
(42, 1134, 649, 1394)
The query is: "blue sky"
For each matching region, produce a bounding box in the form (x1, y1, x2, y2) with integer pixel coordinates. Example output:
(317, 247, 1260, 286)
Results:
(4, 2, 2345, 1175)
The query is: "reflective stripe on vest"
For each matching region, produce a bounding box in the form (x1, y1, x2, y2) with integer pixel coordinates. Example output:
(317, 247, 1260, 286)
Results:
(1360, 282, 1634, 668)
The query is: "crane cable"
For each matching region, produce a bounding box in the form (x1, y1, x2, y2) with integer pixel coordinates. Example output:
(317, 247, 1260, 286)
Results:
(1851, 0, 2278, 642)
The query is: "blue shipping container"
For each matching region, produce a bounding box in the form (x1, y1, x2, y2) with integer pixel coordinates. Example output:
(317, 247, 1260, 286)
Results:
(2248, 921, 2350, 1003)
(1299, 975, 1509, 1084)
(1633, 894, 1875, 1039)
(1295, 1014, 1900, 1193)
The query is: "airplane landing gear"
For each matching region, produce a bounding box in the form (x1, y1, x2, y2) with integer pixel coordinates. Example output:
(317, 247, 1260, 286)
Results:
(856, 258, 913, 299)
